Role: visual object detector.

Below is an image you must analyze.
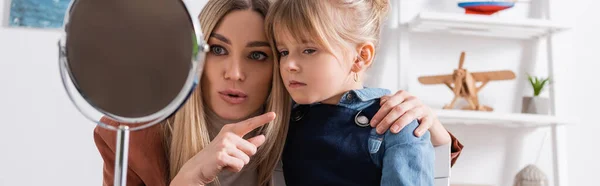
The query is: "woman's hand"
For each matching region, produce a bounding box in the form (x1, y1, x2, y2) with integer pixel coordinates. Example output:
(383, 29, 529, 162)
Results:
(370, 90, 451, 146)
(170, 112, 276, 185)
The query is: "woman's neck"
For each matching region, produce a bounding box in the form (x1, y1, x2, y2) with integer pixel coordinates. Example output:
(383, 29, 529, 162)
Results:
(204, 106, 264, 139)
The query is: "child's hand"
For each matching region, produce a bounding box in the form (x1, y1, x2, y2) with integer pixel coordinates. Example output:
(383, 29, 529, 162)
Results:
(369, 90, 451, 146)
(170, 112, 275, 185)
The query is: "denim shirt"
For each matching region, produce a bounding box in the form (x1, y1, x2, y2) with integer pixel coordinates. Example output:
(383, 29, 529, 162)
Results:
(287, 88, 435, 186)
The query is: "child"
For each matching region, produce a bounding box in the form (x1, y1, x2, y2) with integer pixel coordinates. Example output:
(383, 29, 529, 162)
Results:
(265, 0, 435, 185)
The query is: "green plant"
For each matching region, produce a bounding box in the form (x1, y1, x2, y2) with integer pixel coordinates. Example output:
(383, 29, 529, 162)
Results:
(527, 75, 550, 96)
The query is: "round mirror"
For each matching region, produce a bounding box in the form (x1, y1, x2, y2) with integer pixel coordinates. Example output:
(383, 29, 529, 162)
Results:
(57, 0, 208, 185)
(58, 0, 208, 131)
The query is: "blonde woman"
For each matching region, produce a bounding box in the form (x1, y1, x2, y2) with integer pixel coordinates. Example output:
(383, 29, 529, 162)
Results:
(94, 0, 463, 186)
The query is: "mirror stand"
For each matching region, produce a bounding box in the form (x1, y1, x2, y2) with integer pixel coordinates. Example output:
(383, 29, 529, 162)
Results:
(114, 125, 130, 186)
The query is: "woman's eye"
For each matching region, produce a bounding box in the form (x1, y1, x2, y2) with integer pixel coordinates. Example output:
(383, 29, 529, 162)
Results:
(249, 52, 268, 61)
(279, 50, 289, 57)
(210, 45, 227, 55)
(303, 49, 316, 54)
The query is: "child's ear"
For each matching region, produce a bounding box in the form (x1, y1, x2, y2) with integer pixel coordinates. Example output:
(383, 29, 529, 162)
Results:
(351, 42, 375, 73)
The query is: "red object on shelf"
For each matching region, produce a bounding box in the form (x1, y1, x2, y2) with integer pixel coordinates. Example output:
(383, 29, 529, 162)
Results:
(458, 2, 515, 15)
(464, 5, 512, 15)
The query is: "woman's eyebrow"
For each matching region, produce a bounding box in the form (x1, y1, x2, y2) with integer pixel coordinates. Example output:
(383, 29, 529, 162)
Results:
(247, 41, 270, 47)
(210, 33, 230, 44)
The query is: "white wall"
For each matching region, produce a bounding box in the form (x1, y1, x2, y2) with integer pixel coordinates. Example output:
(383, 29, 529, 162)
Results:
(366, 0, 599, 186)
(0, 1, 103, 185)
(561, 0, 600, 185)
(0, 0, 212, 185)
(0, 0, 598, 186)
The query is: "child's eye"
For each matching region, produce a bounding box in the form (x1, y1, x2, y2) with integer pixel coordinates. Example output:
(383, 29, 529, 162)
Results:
(279, 50, 289, 57)
(249, 52, 268, 61)
(210, 45, 228, 55)
(303, 49, 316, 54)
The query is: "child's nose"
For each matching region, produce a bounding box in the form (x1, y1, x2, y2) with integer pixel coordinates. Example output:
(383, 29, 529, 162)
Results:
(284, 58, 300, 73)
(280, 55, 300, 72)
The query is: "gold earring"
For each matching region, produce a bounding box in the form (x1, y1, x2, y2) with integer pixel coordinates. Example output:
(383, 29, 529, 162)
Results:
(354, 73, 359, 82)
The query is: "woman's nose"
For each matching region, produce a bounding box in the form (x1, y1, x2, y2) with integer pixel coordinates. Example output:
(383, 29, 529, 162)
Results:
(224, 58, 245, 81)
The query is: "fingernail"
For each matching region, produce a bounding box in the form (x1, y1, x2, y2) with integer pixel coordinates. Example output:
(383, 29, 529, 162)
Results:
(370, 119, 378, 126)
(391, 125, 400, 133)
(416, 129, 424, 137)
(376, 127, 383, 134)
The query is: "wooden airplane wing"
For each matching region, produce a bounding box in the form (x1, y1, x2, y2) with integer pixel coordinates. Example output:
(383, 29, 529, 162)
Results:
(470, 70, 516, 82)
(418, 74, 454, 84)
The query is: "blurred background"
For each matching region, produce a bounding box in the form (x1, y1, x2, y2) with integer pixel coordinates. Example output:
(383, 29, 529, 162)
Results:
(0, 0, 597, 185)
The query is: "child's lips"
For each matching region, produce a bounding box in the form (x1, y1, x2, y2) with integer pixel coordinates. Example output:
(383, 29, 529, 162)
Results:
(288, 80, 307, 88)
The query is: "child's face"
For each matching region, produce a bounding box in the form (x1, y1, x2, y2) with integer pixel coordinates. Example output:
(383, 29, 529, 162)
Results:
(201, 10, 274, 120)
(276, 34, 354, 105)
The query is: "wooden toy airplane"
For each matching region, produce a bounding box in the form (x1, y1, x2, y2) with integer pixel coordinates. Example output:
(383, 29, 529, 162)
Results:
(418, 52, 516, 111)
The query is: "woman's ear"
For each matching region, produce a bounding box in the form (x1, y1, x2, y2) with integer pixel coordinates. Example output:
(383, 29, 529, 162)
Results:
(351, 42, 375, 73)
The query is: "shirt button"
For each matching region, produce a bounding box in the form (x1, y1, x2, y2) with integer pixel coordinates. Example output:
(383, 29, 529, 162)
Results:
(355, 111, 370, 127)
(346, 93, 354, 101)
(293, 110, 304, 122)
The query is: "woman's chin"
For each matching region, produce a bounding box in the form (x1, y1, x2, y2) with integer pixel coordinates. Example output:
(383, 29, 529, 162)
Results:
(214, 108, 251, 121)
(210, 102, 263, 121)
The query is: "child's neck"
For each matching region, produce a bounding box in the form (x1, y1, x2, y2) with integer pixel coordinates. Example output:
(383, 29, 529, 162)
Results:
(320, 83, 364, 105)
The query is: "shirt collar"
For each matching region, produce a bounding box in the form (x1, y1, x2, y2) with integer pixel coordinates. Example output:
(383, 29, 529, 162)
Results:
(292, 87, 391, 110)
(340, 87, 391, 103)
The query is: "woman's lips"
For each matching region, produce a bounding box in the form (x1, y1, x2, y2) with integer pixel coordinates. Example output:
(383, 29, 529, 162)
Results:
(218, 89, 248, 104)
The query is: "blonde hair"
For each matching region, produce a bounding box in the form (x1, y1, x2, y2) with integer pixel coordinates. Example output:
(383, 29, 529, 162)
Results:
(164, 0, 291, 185)
(265, 0, 389, 61)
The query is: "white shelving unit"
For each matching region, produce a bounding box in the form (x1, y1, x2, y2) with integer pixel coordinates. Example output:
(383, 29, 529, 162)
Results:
(435, 109, 573, 127)
(395, 1, 572, 186)
(408, 12, 568, 39)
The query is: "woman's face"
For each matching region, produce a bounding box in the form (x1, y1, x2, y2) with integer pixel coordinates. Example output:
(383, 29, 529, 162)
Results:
(201, 10, 273, 120)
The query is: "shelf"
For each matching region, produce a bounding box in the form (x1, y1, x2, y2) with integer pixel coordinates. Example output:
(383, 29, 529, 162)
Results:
(434, 109, 573, 127)
(407, 12, 569, 40)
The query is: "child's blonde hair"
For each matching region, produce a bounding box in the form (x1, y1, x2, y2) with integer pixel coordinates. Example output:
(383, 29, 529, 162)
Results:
(266, 0, 389, 60)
